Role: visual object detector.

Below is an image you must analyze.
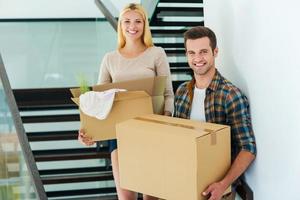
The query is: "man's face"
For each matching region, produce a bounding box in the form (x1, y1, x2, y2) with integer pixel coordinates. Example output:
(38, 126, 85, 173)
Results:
(186, 37, 218, 76)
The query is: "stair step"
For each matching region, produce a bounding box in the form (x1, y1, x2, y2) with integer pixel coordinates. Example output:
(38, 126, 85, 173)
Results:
(41, 171, 113, 184)
(159, 0, 203, 3)
(170, 62, 190, 69)
(155, 43, 184, 48)
(156, 7, 203, 17)
(151, 20, 204, 27)
(56, 194, 143, 200)
(19, 104, 77, 111)
(152, 29, 187, 37)
(27, 130, 78, 141)
(39, 166, 112, 175)
(165, 49, 185, 56)
(170, 68, 193, 74)
(50, 194, 119, 200)
(13, 87, 78, 111)
(33, 147, 110, 162)
(21, 114, 79, 123)
(46, 187, 117, 198)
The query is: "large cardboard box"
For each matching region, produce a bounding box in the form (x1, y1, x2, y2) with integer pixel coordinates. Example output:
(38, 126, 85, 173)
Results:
(70, 76, 167, 114)
(116, 114, 231, 200)
(72, 91, 153, 141)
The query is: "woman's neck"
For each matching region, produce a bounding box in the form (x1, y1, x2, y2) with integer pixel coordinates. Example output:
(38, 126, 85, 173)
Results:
(120, 40, 147, 58)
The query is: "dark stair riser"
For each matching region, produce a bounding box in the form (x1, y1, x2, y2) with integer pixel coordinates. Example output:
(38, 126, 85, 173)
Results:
(156, 7, 204, 17)
(27, 130, 78, 141)
(39, 166, 112, 175)
(13, 87, 78, 109)
(33, 148, 110, 162)
(46, 188, 117, 198)
(151, 21, 204, 27)
(21, 114, 79, 123)
(41, 172, 113, 184)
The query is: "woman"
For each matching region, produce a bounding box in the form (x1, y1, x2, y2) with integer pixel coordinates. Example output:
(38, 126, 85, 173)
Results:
(78, 3, 174, 200)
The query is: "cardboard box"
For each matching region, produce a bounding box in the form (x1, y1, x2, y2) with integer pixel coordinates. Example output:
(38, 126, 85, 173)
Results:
(116, 114, 231, 200)
(72, 91, 153, 141)
(70, 76, 167, 114)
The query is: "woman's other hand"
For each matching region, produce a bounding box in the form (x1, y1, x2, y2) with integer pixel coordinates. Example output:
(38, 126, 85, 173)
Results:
(78, 129, 95, 146)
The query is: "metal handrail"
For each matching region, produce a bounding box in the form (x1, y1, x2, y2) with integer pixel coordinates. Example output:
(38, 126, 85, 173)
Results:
(0, 54, 47, 200)
(94, 0, 118, 31)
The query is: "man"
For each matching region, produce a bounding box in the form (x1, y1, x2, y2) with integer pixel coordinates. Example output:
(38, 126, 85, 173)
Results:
(173, 26, 257, 200)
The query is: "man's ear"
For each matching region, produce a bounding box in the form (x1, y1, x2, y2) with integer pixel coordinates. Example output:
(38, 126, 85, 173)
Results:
(213, 47, 219, 57)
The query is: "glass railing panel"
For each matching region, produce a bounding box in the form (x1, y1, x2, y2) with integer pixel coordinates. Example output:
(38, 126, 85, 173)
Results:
(0, 20, 117, 89)
(0, 19, 118, 198)
(0, 57, 40, 200)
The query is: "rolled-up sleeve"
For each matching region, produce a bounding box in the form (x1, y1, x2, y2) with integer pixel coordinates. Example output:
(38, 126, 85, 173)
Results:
(225, 89, 257, 155)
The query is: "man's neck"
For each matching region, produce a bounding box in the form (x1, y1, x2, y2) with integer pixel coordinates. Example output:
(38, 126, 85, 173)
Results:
(194, 67, 216, 89)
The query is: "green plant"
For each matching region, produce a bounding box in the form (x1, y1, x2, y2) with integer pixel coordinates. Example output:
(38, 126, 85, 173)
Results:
(77, 73, 90, 94)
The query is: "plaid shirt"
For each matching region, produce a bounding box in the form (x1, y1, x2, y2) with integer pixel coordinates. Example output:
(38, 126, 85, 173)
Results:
(174, 70, 256, 158)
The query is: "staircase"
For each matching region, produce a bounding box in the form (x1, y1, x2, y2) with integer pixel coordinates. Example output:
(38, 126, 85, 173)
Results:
(150, 0, 204, 82)
(13, 88, 117, 199)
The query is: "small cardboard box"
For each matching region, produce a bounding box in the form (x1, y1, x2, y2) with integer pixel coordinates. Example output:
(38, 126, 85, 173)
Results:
(116, 114, 231, 200)
(70, 76, 167, 114)
(72, 91, 153, 141)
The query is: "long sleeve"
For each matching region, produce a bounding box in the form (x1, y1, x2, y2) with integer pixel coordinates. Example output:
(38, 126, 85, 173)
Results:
(155, 47, 174, 113)
(97, 54, 112, 84)
(225, 88, 257, 155)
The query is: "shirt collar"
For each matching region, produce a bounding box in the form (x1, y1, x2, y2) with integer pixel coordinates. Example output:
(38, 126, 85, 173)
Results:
(188, 69, 221, 92)
(207, 69, 221, 92)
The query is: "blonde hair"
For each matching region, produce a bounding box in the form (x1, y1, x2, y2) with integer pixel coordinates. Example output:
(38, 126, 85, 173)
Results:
(117, 3, 153, 49)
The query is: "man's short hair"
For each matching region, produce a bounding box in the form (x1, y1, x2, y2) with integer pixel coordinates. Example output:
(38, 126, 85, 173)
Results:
(184, 26, 217, 51)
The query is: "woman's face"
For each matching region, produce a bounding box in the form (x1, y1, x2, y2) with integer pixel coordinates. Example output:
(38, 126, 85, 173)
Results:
(121, 10, 145, 42)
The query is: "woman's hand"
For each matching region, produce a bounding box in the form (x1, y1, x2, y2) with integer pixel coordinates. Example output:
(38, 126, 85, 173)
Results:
(78, 129, 95, 146)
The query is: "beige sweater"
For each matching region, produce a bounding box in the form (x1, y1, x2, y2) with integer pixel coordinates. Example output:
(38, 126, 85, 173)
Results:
(97, 46, 174, 113)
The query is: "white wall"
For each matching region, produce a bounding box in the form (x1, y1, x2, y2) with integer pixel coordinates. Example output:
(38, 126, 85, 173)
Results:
(204, 0, 300, 199)
(0, 0, 140, 18)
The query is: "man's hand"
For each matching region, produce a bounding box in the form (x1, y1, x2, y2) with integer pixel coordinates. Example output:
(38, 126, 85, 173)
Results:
(202, 151, 255, 200)
(202, 181, 227, 200)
